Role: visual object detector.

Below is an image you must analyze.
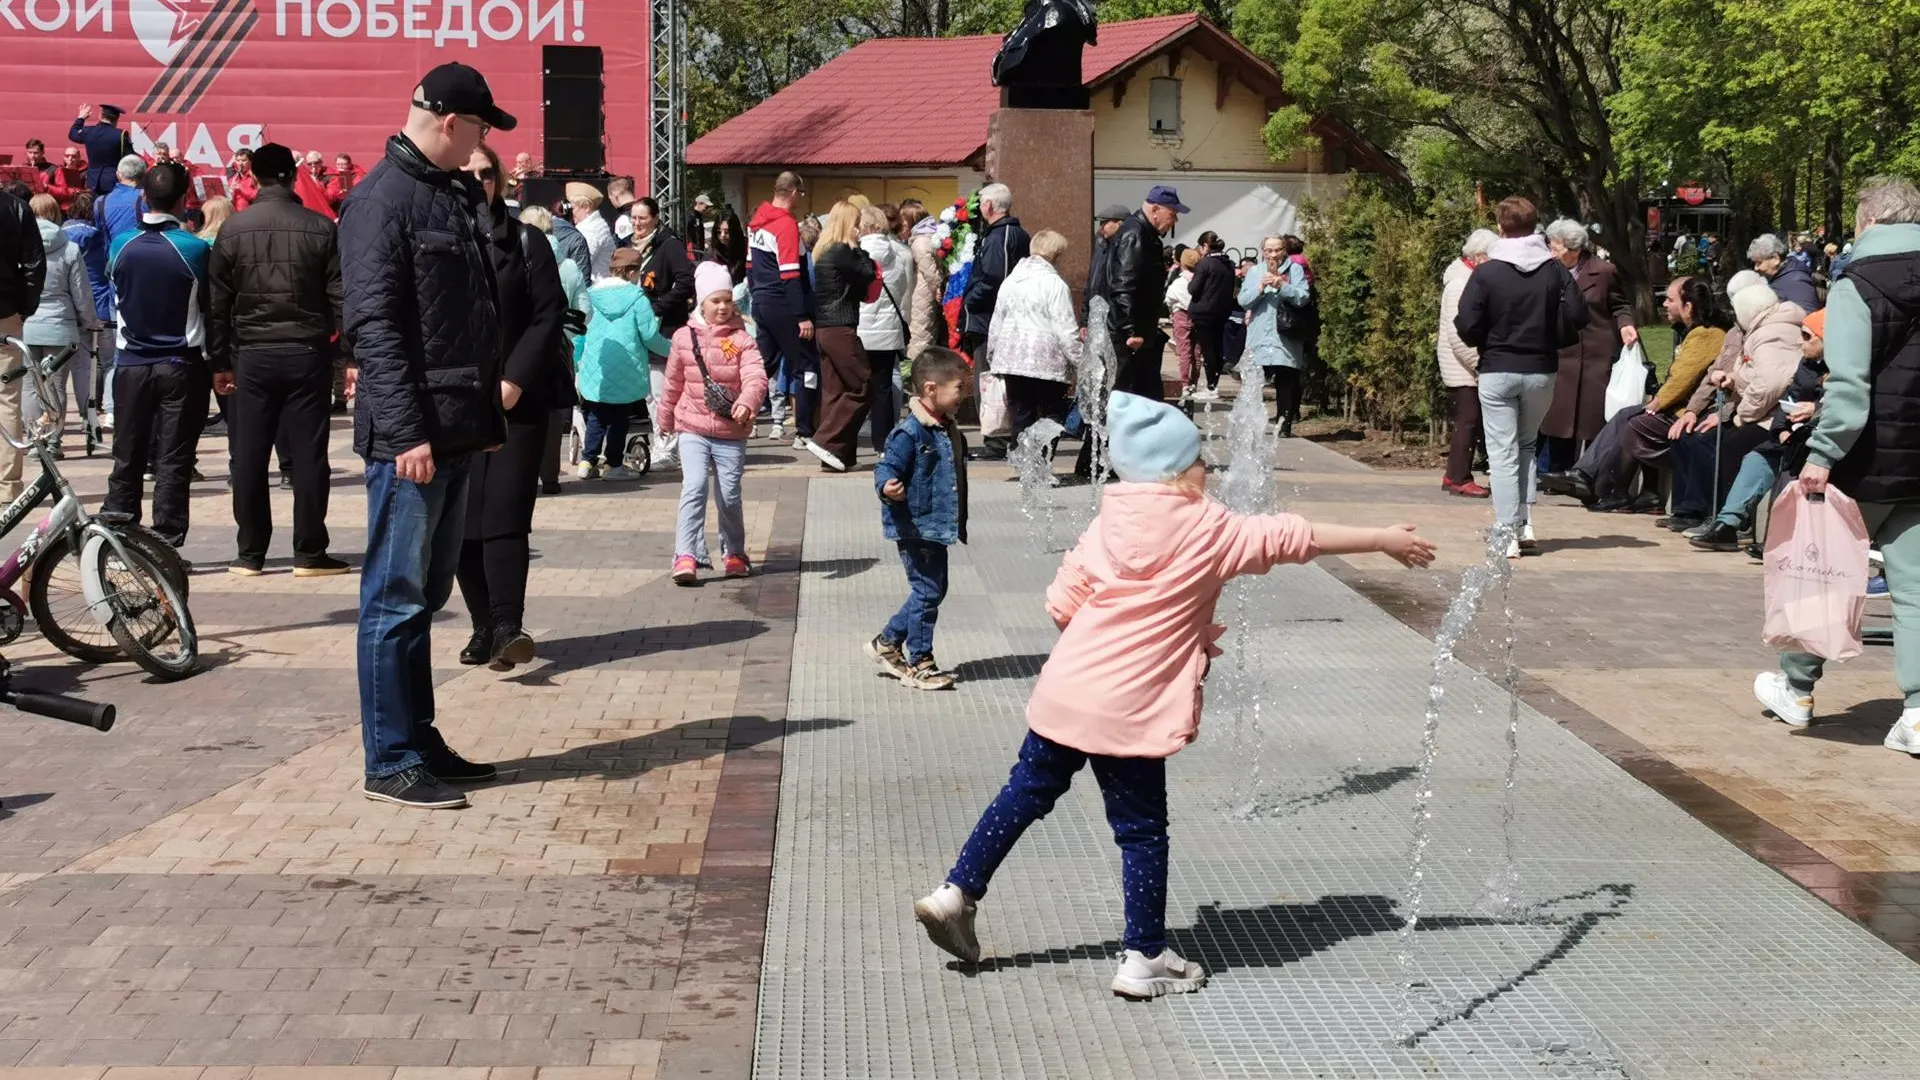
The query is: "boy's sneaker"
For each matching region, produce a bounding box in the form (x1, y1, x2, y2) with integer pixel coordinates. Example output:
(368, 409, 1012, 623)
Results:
(1111, 948, 1208, 999)
(424, 747, 498, 784)
(672, 555, 699, 586)
(602, 464, 638, 481)
(903, 656, 957, 691)
(1884, 708, 1920, 755)
(724, 554, 752, 579)
(293, 555, 352, 577)
(804, 438, 847, 472)
(363, 766, 468, 809)
(577, 461, 601, 480)
(912, 883, 981, 963)
(769, 423, 787, 443)
(865, 635, 912, 679)
(1753, 671, 1813, 728)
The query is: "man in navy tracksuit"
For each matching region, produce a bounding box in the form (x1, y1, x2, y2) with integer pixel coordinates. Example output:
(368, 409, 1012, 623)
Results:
(105, 163, 210, 546)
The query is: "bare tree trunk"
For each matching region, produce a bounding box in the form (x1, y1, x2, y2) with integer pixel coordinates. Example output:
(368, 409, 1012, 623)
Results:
(1780, 165, 1797, 237)
(1825, 130, 1846, 241)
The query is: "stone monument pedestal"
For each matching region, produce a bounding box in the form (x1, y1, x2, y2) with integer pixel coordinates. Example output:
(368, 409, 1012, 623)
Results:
(985, 108, 1095, 312)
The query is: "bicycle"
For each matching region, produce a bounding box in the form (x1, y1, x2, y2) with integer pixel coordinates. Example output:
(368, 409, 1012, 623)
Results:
(0, 338, 198, 681)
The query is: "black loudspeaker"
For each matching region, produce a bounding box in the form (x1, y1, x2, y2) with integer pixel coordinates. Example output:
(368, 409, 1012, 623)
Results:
(543, 45, 605, 174)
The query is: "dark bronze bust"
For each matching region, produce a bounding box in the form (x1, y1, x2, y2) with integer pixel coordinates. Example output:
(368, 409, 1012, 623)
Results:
(992, 0, 1098, 110)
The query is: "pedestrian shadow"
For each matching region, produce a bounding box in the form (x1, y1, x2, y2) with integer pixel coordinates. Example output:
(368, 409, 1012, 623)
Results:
(481, 714, 851, 785)
(1239, 763, 1419, 816)
(1530, 534, 1658, 553)
(506, 618, 768, 682)
(950, 653, 1050, 683)
(953, 883, 1633, 1040)
(1794, 699, 1903, 746)
(800, 557, 879, 580)
(0, 792, 53, 820)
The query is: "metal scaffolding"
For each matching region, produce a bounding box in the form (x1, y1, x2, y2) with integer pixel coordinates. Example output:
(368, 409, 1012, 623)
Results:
(649, 0, 686, 228)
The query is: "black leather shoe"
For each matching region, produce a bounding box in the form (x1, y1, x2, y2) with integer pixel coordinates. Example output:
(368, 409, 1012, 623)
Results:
(424, 747, 498, 784)
(1538, 471, 1577, 496)
(1626, 492, 1665, 514)
(1589, 495, 1632, 513)
(1656, 514, 1706, 532)
(489, 626, 535, 671)
(459, 628, 491, 666)
(1689, 522, 1743, 551)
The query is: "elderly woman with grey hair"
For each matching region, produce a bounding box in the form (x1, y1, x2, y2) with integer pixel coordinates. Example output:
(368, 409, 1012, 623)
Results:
(1438, 228, 1499, 496)
(1748, 231, 1822, 312)
(1537, 218, 1637, 479)
(1757, 176, 1920, 744)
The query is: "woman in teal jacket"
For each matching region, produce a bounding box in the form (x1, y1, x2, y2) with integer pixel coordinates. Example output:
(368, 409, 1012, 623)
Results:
(577, 248, 672, 479)
(1238, 234, 1313, 435)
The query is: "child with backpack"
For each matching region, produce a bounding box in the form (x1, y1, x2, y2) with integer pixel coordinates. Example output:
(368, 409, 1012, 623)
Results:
(577, 248, 671, 480)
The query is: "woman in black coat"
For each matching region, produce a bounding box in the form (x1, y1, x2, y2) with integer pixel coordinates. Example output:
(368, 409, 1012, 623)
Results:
(627, 196, 695, 465)
(457, 144, 570, 670)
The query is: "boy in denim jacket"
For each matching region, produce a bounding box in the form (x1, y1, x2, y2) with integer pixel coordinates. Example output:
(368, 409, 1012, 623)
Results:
(867, 348, 972, 690)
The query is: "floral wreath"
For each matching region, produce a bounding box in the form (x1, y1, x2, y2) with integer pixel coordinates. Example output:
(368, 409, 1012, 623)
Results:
(938, 190, 984, 352)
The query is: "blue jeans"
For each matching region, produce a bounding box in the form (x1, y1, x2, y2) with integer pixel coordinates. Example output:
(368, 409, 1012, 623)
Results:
(358, 454, 471, 779)
(949, 730, 1171, 954)
(581, 399, 633, 467)
(1478, 372, 1556, 528)
(1714, 449, 1780, 529)
(676, 433, 746, 560)
(882, 540, 948, 663)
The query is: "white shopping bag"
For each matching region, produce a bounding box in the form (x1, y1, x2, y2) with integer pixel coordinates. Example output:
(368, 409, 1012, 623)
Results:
(977, 371, 1011, 438)
(1603, 342, 1648, 421)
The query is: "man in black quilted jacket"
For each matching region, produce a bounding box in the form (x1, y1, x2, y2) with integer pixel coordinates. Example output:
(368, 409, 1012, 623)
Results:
(208, 142, 351, 581)
(340, 63, 512, 810)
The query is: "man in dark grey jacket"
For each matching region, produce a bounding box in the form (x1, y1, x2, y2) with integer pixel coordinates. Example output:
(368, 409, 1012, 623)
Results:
(209, 142, 350, 580)
(341, 63, 512, 810)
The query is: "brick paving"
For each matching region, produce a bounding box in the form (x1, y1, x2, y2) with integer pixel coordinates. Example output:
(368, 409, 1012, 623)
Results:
(0, 420, 815, 1078)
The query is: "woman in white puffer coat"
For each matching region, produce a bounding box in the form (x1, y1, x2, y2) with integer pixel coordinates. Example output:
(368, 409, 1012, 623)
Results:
(857, 205, 915, 453)
(984, 228, 1079, 447)
(21, 194, 100, 457)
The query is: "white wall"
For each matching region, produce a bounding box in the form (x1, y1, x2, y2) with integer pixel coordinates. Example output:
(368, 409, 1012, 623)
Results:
(1096, 170, 1350, 258)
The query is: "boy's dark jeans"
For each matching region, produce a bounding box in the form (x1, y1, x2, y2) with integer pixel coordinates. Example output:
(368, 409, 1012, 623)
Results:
(883, 540, 948, 662)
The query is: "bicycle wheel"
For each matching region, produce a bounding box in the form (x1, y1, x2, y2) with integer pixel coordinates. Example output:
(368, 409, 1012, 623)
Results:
(30, 527, 189, 663)
(97, 538, 198, 681)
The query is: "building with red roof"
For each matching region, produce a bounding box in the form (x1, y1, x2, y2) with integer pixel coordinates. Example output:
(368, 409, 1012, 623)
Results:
(687, 14, 1401, 252)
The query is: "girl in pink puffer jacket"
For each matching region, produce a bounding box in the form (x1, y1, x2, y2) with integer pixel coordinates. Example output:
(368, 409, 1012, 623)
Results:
(660, 263, 768, 585)
(912, 392, 1435, 999)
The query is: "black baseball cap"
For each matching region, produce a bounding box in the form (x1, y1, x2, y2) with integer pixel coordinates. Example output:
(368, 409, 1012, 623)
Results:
(413, 62, 517, 131)
(251, 143, 297, 181)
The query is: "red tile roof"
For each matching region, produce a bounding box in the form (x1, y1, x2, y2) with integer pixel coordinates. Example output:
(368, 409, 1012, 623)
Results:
(687, 14, 1206, 168)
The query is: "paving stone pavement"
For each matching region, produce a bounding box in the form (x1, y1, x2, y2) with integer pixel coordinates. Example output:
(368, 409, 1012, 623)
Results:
(766, 444, 1920, 1079)
(0, 419, 822, 1078)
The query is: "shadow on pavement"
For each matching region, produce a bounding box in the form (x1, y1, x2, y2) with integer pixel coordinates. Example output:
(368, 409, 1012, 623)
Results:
(1795, 698, 1903, 746)
(950, 653, 1050, 683)
(800, 557, 880, 579)
(509, 618, 768, 681)
(485, 715, 850, 785)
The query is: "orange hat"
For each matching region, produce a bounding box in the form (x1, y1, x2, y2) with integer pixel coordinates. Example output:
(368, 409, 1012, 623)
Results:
(1802, 308, 1826, 339)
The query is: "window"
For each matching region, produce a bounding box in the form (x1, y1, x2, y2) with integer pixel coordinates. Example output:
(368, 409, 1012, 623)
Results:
(1148, 77, 1182, 137)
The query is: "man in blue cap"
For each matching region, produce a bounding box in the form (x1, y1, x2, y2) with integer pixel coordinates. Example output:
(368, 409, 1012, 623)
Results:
(69, 104, 135, 197)
(1096, 185, 1185, 401)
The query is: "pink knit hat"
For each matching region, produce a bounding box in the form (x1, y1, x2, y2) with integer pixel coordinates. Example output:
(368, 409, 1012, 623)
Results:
(694, 262, 733, 303)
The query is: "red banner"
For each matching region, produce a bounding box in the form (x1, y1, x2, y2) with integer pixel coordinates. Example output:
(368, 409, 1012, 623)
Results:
(1, 0, 649, 185)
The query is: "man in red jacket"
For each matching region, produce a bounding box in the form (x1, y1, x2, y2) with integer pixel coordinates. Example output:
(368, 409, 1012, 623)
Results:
(45, 147, 89, 211)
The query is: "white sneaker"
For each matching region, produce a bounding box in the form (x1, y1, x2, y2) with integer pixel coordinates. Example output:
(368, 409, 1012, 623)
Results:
(1505, 535, 1522, 560)
(804, 438, 848, 472)
(602, 464, 638, 481)
(99, 412, 114, 433)
(1883, 708, 1920, 755)
(576, 461, 600, 480)
(1753, 671, 1813, 728)
(1519, 523, 1538, 553)
(768, 423, 787, 443)
(791, 435, 807, 451)
(1110, 947, 1208, 999)
(912, 883, 980, 963)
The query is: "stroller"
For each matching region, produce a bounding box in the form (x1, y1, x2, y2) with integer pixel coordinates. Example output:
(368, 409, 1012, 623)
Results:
(567, 403, 653, 476)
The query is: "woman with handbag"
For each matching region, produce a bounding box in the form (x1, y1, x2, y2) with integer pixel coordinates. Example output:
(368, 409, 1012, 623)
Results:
(456, 145, 570, 671)
(858, 204, 916, 452)
(661, 264, 769, 585)
(809, 201, 880, 471)
(1238, 235, 1313, 437)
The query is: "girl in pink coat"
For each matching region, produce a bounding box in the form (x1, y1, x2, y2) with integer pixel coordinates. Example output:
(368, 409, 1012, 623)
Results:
(914, 393, 1435, 999)
(661, 263, 769, 584)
